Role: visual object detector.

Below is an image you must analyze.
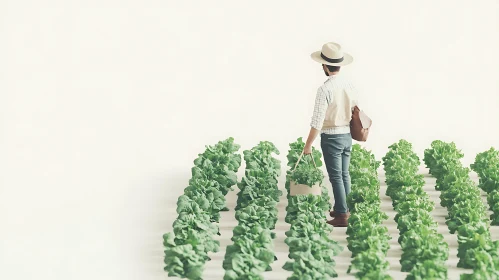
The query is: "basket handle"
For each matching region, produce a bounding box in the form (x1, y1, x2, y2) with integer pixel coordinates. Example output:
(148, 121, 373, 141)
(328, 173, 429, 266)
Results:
(292, 149, 317, 171)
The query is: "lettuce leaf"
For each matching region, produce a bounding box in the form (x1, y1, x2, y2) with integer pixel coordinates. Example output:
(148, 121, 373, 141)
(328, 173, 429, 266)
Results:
(164, 138, 242, 279)
(399, 226, 448, 272)
(406, 260, 448, 280)
(222, 141, 281, 279)
(347, 249, 391, 278)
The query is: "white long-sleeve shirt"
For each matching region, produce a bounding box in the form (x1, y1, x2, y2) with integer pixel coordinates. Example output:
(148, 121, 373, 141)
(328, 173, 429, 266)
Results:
(310, 74, 359, 134)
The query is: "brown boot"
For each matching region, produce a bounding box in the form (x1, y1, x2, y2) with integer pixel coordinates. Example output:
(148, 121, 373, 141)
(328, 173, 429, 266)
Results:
(327, 213, 349, 227)
(329, 210, 351, 218)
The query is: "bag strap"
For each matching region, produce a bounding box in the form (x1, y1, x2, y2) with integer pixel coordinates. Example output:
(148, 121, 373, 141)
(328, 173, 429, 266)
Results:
(292, 149, 317, 171)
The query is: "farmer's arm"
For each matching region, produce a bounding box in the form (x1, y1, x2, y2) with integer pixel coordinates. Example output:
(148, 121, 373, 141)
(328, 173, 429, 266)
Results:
(304, 128, 321, 154)
(304, 87, 327, 154)
(349, 82, 359, 111)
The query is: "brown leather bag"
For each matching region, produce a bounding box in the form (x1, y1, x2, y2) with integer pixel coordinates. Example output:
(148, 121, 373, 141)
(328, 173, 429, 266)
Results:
(350, 106, 372, 142)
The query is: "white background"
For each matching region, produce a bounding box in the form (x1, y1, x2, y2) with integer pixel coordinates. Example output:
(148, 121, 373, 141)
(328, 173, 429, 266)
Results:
(1, 0, 498, 279)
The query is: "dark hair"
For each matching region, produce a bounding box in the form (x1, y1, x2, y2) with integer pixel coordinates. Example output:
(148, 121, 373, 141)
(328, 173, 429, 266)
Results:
(325, 64, 341, 73)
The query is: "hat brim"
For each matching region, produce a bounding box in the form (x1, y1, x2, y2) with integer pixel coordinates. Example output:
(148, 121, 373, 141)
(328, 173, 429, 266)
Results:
(311, 51, 353, 66)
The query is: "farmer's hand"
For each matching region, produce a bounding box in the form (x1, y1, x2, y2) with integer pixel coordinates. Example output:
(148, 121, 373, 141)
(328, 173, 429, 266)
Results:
(304, 127, 319, 155)
(303, 145, 312, 155)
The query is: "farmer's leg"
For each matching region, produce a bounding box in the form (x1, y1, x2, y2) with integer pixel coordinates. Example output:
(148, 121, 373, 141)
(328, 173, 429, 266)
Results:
(321, 133, 348, 213)
(341, 134, 353, 212)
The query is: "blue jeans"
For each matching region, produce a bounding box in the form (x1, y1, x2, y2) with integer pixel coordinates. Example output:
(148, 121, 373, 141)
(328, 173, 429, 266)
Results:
(320, 133, 352, 214)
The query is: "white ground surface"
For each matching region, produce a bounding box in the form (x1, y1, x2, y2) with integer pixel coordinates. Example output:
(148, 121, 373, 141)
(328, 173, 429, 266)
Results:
(166, 167, 499, 280)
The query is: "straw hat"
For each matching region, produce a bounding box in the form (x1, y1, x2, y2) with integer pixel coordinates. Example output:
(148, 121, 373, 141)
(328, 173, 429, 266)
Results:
(311, 42, 353, 66)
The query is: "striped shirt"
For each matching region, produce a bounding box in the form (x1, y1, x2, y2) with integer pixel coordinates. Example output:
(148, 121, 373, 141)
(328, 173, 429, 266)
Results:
(310, 74, 359, 134)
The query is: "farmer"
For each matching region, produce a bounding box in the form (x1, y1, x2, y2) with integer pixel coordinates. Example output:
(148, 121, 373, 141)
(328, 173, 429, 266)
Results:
(303, 42, 359, 227)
